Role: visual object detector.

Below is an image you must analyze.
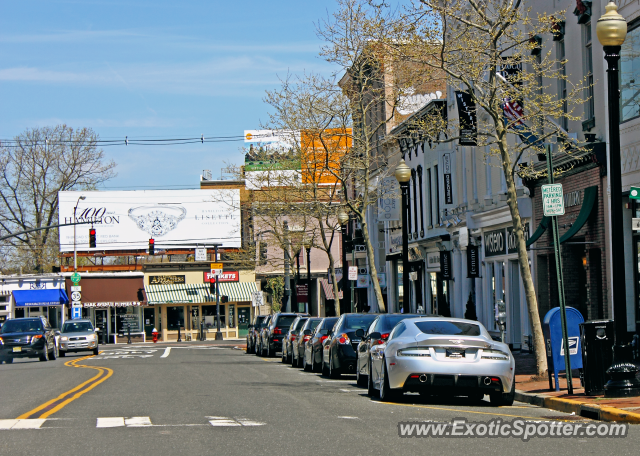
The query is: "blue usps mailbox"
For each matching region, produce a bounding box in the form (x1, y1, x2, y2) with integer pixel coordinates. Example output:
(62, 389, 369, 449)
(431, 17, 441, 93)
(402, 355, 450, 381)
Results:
(542, 307, 584, 391)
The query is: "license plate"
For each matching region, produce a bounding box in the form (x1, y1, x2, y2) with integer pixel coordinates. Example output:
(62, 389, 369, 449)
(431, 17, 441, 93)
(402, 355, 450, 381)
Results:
(446, 348, 464, 358)
(12, 346, 22, 353)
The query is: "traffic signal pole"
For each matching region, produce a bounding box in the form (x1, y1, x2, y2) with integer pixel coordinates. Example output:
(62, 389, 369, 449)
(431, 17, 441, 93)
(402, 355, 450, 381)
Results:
(215, 245, 223, 340)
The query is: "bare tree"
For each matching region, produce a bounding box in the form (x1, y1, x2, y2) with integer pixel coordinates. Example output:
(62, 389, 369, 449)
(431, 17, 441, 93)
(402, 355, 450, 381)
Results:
(0, 125, 117, 273)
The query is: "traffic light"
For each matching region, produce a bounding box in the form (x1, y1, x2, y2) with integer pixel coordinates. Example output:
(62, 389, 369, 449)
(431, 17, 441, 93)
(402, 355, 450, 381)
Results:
(259, 241, 267, 265)
(209, 280, 216, 295)
(148, 238, 155, 255)
(89, 228, 96, 248)
(220, 295, 229, 303)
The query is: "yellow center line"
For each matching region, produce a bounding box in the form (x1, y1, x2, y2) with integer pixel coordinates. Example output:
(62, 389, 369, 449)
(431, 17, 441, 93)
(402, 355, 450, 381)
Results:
(16, 352, 113, 420)
(377, 401, 578, 422)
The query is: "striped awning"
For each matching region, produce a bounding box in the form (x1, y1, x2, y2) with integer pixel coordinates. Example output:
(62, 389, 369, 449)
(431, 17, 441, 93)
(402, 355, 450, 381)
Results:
(218, 282, 258, 302)
(320, 279, 343, 300)
(144, 284, 215, 305)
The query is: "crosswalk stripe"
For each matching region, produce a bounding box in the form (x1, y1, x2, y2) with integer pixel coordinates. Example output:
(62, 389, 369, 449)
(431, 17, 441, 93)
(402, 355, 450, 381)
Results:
(96, 417, 125, 428)
(125, 416, 152, 427)
(0, 419, 46, 429)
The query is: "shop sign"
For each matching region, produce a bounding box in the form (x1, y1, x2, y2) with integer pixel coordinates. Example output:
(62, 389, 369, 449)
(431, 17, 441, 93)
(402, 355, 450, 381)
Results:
(426, 252, 441, 270)
(356, 275, 370, 288)
(204, 271, 239, 282)
(507, 223, 530, 254)
(328, 268, 342, 284)
(564, 190, 581, 208)
(455, 90, 478, 146)
(83, 302, 144, 308)
(296, 284, 308, 303)
(467, 245, 479, 278)
(377, 177, 400, 222)
(443, 153, 453, 204)
(376, 273, 387, 288)
(484, 228, 506, 257)
(440, 251, 452, 279)
(149, 275, 185, 285)
(389, 233, 403, 253)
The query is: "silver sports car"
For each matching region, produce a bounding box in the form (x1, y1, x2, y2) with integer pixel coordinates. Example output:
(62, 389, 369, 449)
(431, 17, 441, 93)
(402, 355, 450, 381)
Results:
(368, 317, 515, 406)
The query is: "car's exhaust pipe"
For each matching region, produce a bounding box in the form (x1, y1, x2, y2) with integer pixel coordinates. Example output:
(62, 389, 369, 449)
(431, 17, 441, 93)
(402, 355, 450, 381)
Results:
(483, 376, 492, 385)
(419, 374, 428, 383)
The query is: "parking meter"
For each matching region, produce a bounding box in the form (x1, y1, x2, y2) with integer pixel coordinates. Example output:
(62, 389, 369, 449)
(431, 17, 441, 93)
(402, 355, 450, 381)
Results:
(495, 300, 506, 343)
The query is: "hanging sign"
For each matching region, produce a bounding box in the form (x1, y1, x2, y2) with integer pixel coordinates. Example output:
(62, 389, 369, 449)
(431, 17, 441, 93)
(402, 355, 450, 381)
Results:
(455, 90, 478, 146)
(467, 245, 479, 278)
(296, 284, 308, 303)
(440, 251, 452, 279)
(442, 153, 453, 204)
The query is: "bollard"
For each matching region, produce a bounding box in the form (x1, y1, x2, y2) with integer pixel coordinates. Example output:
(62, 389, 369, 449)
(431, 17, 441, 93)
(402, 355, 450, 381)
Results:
(201, 318, 205, 341)
(177, 326, 182, 342)
(127, 324, 132, 344)
(103, 323, 107, 345)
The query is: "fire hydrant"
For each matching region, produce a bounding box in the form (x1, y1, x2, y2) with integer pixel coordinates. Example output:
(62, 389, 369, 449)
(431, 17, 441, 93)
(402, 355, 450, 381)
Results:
(152, 328, 159, 343)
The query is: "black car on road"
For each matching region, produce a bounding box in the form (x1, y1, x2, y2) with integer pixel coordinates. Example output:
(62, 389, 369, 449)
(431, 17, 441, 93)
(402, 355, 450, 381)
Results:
(0, 317, 58, 363)
(247, 315, 268, 354)
(282, 316, 308, 364)
(322, 313, 378, 378)
(303, 317, 338, 372)
(259, 312, 308, 357)
(292, 317, 321, 368)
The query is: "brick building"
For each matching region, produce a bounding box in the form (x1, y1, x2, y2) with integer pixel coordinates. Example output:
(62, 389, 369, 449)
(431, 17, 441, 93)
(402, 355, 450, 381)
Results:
(525, 144, 608, 321)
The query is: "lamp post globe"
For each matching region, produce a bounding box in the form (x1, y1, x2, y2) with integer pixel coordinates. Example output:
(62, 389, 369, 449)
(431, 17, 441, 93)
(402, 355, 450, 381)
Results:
(394, 159, 411, 183)
(597, 2, 640, 397)
(337, 209, 349, 226)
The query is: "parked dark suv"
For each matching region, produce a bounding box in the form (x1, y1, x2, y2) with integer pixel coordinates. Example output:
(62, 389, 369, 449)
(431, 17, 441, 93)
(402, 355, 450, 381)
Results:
(246, 315, 268, 354)
(260, 312, 308, 357)
(0, 317, 58, 363)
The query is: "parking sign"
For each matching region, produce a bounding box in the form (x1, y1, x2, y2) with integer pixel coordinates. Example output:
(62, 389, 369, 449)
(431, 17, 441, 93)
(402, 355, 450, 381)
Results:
(541, 184, 565, 216)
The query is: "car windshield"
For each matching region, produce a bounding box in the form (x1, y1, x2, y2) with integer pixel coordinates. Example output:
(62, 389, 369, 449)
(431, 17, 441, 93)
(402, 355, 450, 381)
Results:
(306, 319, 321, 331)
(256, 318, 267, 328)
(321, 318, 338, 330)
(1, 319, 43, 333)
(414, 321, 481, 336)
(276, 315, 297, 328)
(293, 318, 308, 331)
(62, 321, 94, 333)
(344, 315, 377, 331)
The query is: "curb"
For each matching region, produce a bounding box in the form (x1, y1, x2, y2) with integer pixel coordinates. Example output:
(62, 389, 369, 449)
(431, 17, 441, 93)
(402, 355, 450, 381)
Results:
(515, 390, 640, 424)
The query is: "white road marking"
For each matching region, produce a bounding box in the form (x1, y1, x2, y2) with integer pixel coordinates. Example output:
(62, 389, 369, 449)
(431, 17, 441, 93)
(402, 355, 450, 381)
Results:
(337, 416, 359, 420)
(0, 420, 19, 429)
(0, 419, 47, 429)
(97, 417, 125, 428)
(207, 416, 265, 427)
(160, 347, 171, 358)
(125, 416, 152, 427)
(209, 419, 241, 427)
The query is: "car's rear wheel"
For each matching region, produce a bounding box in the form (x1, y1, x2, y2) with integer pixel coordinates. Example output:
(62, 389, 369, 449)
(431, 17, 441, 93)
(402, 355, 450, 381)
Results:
(321, 356, 329, 376)
(49, 344, 57, 360)
(328, 353, 340, 379)
(367, 361, 375, 396)
(490, 378, 515, 407)
(5, 357, 13, 364)
(255, 343, 261, 356)
(356, 359, 367, 387)
(311, 352, 320, 372)
(39, 348, 49, 362)
(379, 358, 401, 402)
(93, 347, 99, 356)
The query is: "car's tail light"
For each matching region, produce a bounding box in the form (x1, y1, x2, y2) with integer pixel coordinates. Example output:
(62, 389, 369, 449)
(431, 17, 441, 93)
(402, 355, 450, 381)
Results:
(375, 333, 390, 345)
(303, 335, 311, 342)
(398, 348, 431, 357)
(481, 349, 509, 360)
(320, 335, 329, 343)
(338, 333, 350, 345)
(291, 334, 297, 341)
(273, 328, 282, 335)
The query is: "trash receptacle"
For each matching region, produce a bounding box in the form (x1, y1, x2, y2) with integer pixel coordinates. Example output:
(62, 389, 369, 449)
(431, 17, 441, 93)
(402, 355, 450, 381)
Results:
(579, 320, 614, 396)
(542, 307, 584, 391)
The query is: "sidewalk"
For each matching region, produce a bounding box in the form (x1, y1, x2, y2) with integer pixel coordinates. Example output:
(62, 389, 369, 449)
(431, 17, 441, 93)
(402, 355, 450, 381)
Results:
(514, 351, 640, 423)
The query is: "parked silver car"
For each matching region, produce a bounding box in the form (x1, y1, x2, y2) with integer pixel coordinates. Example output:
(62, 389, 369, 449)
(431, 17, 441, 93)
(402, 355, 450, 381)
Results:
(59, 319, 100, 356)
(367, 317, 515, 406)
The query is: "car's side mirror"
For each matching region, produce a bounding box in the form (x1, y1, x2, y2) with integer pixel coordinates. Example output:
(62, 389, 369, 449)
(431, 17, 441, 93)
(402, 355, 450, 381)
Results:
(368, 332, 381, 340)
(303, 329, 312, 335)
(355, 329, 364, 338)
(95, 328, 100, 332)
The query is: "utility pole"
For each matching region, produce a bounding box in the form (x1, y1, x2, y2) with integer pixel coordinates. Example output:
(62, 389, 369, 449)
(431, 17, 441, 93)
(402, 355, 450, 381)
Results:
(283, 221, 291, 312)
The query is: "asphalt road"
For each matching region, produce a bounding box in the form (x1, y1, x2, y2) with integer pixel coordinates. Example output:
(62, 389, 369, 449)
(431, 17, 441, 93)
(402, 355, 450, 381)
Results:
(0, 343, 637, 456)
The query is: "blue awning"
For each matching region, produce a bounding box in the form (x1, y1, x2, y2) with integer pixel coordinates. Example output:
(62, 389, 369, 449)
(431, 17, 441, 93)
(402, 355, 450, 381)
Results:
(12, 289, 69, 307)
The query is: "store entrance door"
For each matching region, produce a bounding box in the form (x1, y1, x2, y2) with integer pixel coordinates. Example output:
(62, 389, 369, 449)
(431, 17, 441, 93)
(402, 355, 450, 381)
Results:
(144, 307, 155, 338)
(95, 309, 108, 344)
(238, 307, 250, 337)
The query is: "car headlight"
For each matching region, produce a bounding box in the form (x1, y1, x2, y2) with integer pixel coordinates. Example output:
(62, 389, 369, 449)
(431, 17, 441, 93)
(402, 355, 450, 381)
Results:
(397, 348, 431, 357)
(31, 334, 43, 344)
(481, 349, 509, 360)
(87, 334, 97, 341)
(61, 336, 68, 341)
(0, 336, 4, 345)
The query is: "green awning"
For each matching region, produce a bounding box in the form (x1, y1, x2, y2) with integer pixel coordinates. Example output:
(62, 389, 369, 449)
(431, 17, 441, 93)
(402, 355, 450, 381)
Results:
(559, 186, 597, 243)
(144, 284, 215, 305)
(218, 282, 258, 302)
(526, 216, 550, 247)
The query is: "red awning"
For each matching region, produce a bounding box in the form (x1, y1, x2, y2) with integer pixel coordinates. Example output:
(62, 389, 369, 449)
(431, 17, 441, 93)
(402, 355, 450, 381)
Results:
(320, 279, 343, 300)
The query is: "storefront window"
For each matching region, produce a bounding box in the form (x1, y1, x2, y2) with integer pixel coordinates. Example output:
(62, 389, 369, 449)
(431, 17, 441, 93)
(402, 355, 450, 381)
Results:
(621, 23, 640, 122)
(202, 305, 225, 329)
(167, 306, 185, 330)
(228, 304, 235, 328)
(430, 272, 438, 314)
(115, 307, 142, 333)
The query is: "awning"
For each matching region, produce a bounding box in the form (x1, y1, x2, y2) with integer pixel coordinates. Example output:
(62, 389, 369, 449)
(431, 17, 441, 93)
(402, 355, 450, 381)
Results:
(144, 284, 215, 305)
(217, 282, 258, 302)
(526, 216, 550, 247)
(12, 289, 69, 307)
(320, 279, 343, 300)
(559, 186, 597, 243)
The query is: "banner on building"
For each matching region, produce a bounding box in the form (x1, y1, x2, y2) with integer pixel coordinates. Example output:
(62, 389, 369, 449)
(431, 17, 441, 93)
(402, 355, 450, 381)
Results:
(296, 284, 308, 303)
(59, 190, 241, 251)
(455, 90, 478, 146)
(442, 153, 453, 204)
(440, 251, 452, 279)
(467, 245, 479, 278)
(378, 177, 400, 221)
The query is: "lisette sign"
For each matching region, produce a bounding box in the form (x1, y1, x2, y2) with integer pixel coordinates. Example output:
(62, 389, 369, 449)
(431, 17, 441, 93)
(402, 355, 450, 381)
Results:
(204, 271, 239, 283)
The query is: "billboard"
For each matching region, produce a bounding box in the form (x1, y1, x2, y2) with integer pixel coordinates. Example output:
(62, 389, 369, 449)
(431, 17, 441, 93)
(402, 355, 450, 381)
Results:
(58, 190, 241, 252)
(244, 130, 301, 190)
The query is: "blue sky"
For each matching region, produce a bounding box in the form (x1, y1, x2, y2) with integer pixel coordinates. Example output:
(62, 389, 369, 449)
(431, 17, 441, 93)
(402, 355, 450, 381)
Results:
(0, 0, 338, 189)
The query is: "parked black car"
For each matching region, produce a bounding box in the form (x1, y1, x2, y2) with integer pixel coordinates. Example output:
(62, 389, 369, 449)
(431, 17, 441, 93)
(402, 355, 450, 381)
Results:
(260, 312, 308, 357)
(247, 315, 268, 354)
(303, 317, 338, 372)
(354, 313, 428, 387)
(254, 315, 272, 357)
(292, 317, 322, 368)
(322, 313, 379, 378)
(0, 317, 58, 363)
(282, 316, 309, 363)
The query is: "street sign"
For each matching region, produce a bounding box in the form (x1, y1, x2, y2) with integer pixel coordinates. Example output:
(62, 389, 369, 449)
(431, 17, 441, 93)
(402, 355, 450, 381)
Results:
(71, 307, 82, 319)
(71, 286, 81, 292)
(348, 266, 358, 281)
(210, 262, 223, 277)
(70, 272, 81, 284)
(633, 218, 640, 231)
(541, 184, 565, 216)
(195, 247, 207, 261)
(251, 291, 264, 307)
(631, 187, 640, 200)
(71, 291, 81, 302)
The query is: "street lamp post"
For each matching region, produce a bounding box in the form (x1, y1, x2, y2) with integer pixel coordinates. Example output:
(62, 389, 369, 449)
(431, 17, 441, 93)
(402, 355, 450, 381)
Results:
(338, 209, 350, 315)
(597, 2, 640, 397)
(283, 221, 291, 312)
(395, 160, 412, 314)
(303, 237, 312, 315)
